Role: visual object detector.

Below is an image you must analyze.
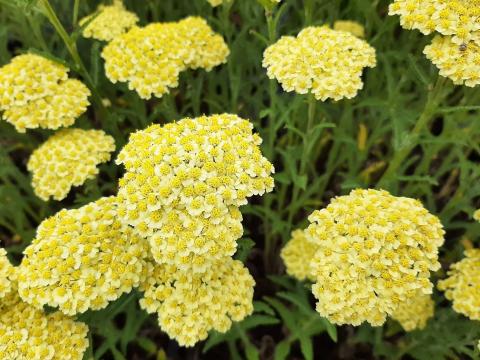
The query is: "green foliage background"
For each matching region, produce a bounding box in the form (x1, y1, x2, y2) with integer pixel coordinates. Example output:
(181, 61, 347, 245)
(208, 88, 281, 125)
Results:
(0, 0, 480, 359)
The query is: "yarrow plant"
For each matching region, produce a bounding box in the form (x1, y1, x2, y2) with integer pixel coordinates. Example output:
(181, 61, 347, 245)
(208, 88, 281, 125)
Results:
(305, 189, 444, 326)
(27, 129, 115, 201)
(102, 17, 229, 99)
(0, 54, 90, 132)
(391, 291, 435, 331)
(280, 229, 317, 281)
(262, 26, 376, 101)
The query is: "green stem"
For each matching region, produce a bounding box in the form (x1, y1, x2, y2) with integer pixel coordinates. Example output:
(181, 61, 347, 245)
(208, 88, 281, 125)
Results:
(38, 0, 106, 115)
(73, 0, 80, 26)
(304, 0, 314, 25)
(377, 76, 448, 188)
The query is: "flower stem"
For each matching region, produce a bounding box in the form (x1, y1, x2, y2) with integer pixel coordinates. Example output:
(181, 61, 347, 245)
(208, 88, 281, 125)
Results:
(38, 0, 106, 115)
(377, 76, 448, 188)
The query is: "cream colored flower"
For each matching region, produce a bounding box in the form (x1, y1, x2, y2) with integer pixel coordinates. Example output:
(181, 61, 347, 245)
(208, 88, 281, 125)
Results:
(333, 20, 366, 38)
(27, 128, 115, 201)
(0, 249, 15, 298)
(391, 291, 434, 331)
(17, 197, 149, 315)
(307, 189, 444, 326)
(280, 230, 318, 281)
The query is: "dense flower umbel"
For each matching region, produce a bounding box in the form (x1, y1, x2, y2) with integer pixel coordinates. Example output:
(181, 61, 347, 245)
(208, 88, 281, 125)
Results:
(0, 54, 90, 132)
(0, 249, 15, 298)
(424, 36, 480, 87)
(307, 189, 445, 326)
(80, 0, 138, 41)
(102, 17, 229, 99)
(280, 230, 318, 281)
(391, 291, 434, 331)
(17, 197, 149, 316)
(438, 249, 480, 320)
(262, 26, 376, 101)
(27, 129, 115, 201)
(474, 209, 480, 221)
(333, 20, 366, 38)
(389, 0, 480, 45)
(116, 114, 274, 271)
(139, 257, 254, 347)
(0, 292, 88, 360)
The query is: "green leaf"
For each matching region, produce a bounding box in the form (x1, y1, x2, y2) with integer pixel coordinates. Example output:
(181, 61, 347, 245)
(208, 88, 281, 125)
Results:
(274, 341, 291, 360)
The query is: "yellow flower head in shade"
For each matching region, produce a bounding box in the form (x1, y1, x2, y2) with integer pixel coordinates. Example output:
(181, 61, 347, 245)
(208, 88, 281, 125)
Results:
(424, 36, 480, 87)
(438, 249, 480, 320)
(263, 26, 376, 101)
(307, 189, 445, 327)
(139, 257, 255, 347)
(391, 291, 434, 331)
(80, 1, 138, 42)
(17, 197, 149, 316)
(102, 17, 229, 99)
(474, 209, 480, 221)
(0, 54, 90, 133)
(0, 249, 15, 298)
(0, 292, 89, 360)
(389, 0, 480, 45)
(280, 230, 318, 281)
(207, 0, 223, 6)
(27, 129, 115, 201)
(116, 114, 274, 272)
(333, 20, 365, 38)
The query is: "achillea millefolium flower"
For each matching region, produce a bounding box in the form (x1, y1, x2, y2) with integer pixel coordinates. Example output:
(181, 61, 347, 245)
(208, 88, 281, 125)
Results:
(0, 249, 15, 298)
(333, 20, 366, 38)
(27, 128, 115, 201)
(424, 36, 480, 87)
(391, 290, 434, 331)
(262, 26, 376, 101)
(280, 229, 318, 281)
(116, 114, 274, 272)
(474, 209, 480, 221)
(389, 0, 480, 45)
(438, 249, 480, 320)
(306, 189, 444, 326)
(0, 292, 88, 360)
(80, 0, 138, 41)
(17, 197, 149, 315)
(0, 54, 90, 132)
(139, 257, 254, 347)
(102, 17, 229, 99)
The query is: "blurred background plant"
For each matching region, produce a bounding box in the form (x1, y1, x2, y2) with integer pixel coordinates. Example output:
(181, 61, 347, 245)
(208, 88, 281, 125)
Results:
(0, 0, 479, 359)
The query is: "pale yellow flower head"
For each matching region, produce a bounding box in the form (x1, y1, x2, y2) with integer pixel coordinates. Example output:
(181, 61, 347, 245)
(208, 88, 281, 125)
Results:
(139, 257, 255, 347)
(17, 197, 149, 316)
(27, 128, 115, 201)
(474, 209, 480, 221)
(0, 54, 90, 132)
(389, 0, 480, 45)
(333, 20, 365, 38)
(438, 249, 480, 320)
(0, 249, 15, 298)
(424, 36, 480, 87)
(0, 292, 88, 360)
(307, 189, 445, 326)
(391, 291, 434, 331)
(262, 26, 376, 101)
(102, 17, 229, 99)
(116, 114, 274, 272)
(80, 1, 138, 41)
(280, 229, 318, 281)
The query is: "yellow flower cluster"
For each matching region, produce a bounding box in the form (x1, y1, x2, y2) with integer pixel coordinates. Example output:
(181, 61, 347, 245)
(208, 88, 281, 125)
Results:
(80, 0, 138, 41)
(0, 292, 88, 360)
(0, 249, 15, 298)
(139, 257, 254, 347)
(0, 54, 90, 132)
(424, 36, 480, 87)
(102, 17, 229, 99)
(333, 20, 366, 38)
(474, 209, 480, 221)
(306, 189, 445, 326)
(389, 0, 480, 45)
(391, 291, 434, 331)
(438, 249, 480, 320)
(262, 26, 376, 101)
(280, 230, 318, 281)
(116, 114, 274, 272)
(17, 197, 149, 315)
(27, 129, 115, 201)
